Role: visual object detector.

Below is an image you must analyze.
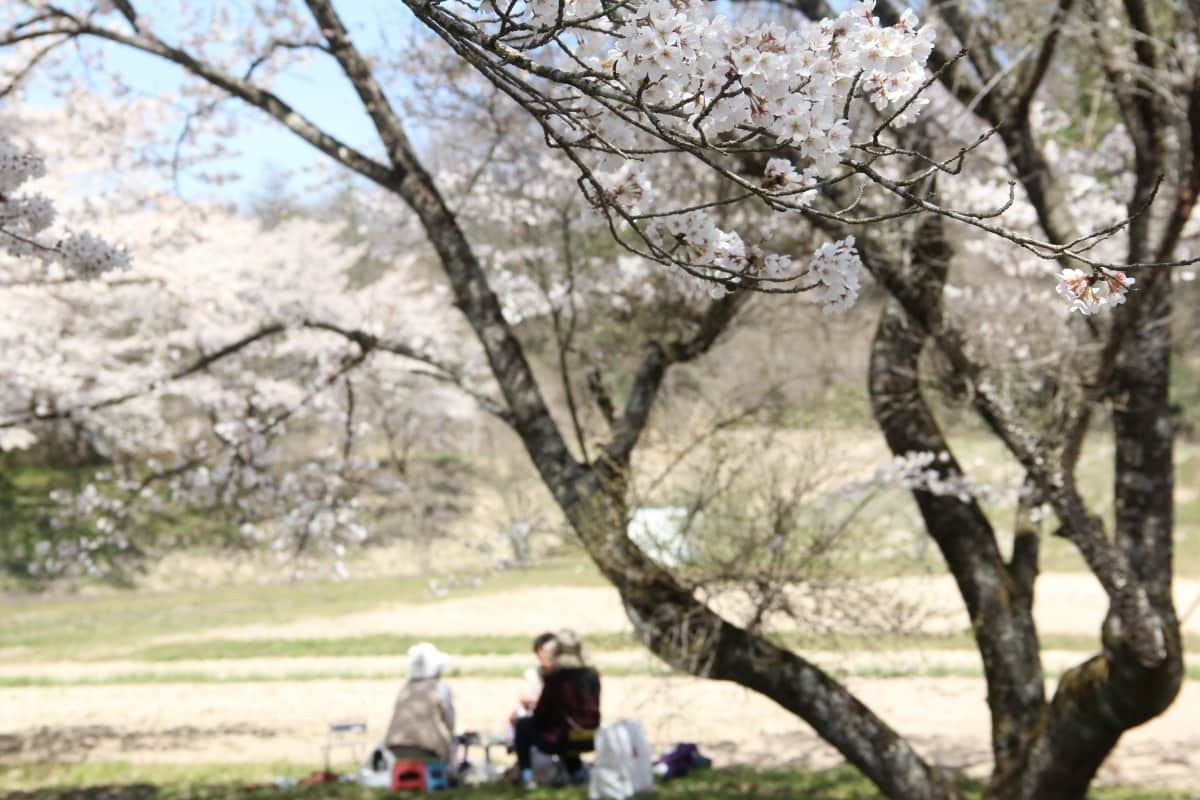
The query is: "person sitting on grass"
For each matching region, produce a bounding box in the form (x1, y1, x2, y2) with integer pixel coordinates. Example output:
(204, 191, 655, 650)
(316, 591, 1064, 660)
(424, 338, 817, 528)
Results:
(384, 642, 457, 777)
(504, 631, 558, 750)
(514, 629, 601, 790)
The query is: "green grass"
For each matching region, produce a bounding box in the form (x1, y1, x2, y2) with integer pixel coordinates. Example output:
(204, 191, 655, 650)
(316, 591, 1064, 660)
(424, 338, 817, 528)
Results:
(0, 763, 1188, 800)
(126, 630, 1200, 662)
(131, 629, 1064, 662)
(0, 764, 887, 799)
(129, 631, 990, 662)
(128, 633, 637, 662)
(10, 612, 1200, 670)
(0, 560, 606, 661)
(7, 657, 1200, 689)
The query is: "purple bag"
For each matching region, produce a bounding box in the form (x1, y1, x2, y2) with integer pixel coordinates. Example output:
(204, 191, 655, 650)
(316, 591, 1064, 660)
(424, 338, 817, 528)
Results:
(655, 743, 710, 780)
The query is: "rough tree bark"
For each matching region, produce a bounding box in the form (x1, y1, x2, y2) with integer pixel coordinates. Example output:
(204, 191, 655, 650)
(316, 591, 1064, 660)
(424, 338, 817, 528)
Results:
(866, 218, 1045, 795)
(862, 217, 1184, 798)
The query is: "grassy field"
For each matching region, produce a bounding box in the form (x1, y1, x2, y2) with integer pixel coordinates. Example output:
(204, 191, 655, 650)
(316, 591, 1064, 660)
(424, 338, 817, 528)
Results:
(113, 630, 1200, 663)
(0, 764, 1192, 800)
(13, 622, 1192, 665)
(0, 560, 607, 660)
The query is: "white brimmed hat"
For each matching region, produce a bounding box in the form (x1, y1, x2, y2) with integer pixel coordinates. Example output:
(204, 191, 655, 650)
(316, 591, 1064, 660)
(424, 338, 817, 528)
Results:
(408, 641, 450, 680)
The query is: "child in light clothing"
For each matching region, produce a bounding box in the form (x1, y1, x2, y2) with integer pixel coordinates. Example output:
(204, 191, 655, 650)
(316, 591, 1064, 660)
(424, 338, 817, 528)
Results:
(505, 632, 557, 747)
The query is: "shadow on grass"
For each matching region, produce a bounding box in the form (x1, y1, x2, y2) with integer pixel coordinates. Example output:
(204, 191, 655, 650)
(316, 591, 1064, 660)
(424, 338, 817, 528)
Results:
(1, 766, 1190, 800)
(0, 767, 884, 800)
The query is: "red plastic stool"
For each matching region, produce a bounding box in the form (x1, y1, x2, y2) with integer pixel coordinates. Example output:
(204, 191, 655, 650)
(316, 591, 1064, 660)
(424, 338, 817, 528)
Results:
(391, 760, 427, 791)
(390, 760, 448, 792)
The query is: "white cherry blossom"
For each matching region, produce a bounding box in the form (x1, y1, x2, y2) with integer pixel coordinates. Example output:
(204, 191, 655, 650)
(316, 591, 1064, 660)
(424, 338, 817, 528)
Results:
(0, 136, 129, 277)
(1055, 268, 1135, 316)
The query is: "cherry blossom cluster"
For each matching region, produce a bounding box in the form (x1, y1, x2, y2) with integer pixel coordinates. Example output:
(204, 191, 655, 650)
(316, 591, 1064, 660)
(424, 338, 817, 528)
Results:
(645, 211, 860, 310)
(832, 450, 1003, 505)
(762, 157, 819, 206)
(588, 162, 818, 297)
(580, 0, 935, 157)
(1055, 268, 1135, 316)
(419, 89, 849, 318)
(0, 136, 130, 277)
(37, 484, 132, 579)
(409, 0, 935, 305)
(0, 426, 37, 452)
(806, 236, 863, 313)
(584, 0, 930, 296)
(646, 211, 786, 289)
(428, 72, 866, 314)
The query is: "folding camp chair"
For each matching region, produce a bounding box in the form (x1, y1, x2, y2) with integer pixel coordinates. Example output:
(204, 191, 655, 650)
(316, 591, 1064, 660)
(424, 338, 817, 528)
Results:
(323, 720, 368, 771)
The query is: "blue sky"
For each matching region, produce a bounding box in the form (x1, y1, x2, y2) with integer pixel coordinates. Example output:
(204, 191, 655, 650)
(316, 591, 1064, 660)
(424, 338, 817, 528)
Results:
(55, 1, 411, 205)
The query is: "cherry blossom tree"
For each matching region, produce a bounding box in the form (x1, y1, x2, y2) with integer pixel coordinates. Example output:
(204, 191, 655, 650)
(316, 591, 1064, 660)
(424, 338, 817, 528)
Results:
(0, 198, 482, 579)
(0, 97, 487, 582)
(0, 1, 1196, 798)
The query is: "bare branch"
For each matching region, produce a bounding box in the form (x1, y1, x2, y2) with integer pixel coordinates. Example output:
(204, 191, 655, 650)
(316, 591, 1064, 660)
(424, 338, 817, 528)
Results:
(599, 292, 746, 470)
(1014, 0, 1076, 117)
(0, 323, 286, 428)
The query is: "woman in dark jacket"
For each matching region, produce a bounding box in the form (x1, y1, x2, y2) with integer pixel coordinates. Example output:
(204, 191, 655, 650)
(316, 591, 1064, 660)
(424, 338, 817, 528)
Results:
(514, 629, 601, 789)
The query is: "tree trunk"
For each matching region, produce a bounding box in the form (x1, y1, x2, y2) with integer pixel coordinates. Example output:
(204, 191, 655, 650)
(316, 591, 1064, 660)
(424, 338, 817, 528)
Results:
(861, 217, 1183, 798)
(1012, 274, 1183, 799)
(865, 219, 1046, 794)
(378, 101, 963, 799)
(560, 484, 965, 800)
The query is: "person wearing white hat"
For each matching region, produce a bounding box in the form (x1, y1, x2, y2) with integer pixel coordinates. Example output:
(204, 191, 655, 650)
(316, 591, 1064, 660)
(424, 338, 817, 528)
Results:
(384, 642, 457, 772)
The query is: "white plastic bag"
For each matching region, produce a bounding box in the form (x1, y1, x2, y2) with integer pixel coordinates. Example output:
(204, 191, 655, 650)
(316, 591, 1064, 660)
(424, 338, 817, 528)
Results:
(356, 741, 394, 789)
(588, 719, 653, 799)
